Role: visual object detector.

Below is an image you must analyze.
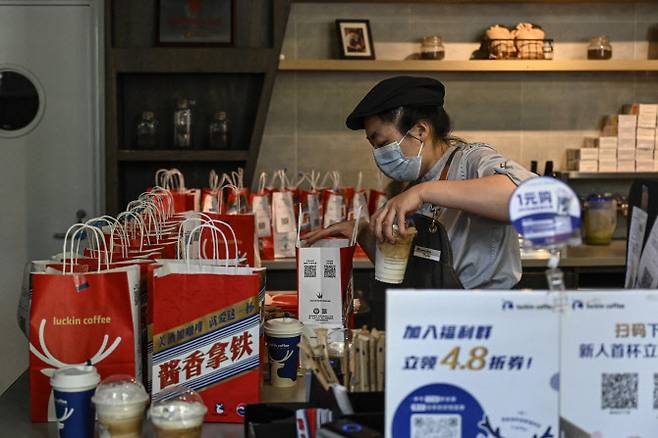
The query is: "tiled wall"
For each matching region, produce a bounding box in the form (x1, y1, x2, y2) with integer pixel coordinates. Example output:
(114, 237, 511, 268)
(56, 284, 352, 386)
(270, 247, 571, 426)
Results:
(255, 2, 658, 189)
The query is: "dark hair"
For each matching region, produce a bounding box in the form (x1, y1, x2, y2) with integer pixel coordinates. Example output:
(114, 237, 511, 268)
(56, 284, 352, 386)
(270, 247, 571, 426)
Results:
(378, 105, 452, 141)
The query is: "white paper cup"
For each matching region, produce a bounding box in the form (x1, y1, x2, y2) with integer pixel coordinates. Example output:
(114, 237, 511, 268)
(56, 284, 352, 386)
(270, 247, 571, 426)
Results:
(375, 227, 417, 284)
(263, 317, 304, 388)
(91, 375, 149, 438)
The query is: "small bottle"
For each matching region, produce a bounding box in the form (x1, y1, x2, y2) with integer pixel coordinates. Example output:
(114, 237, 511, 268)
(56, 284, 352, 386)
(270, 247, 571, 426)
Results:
(209, 111, 230, 149)
(173, 98, 193, 148)
(420, 36, 445, 60)
(588, 35, 612, 60)
(136, 111, 158, 149)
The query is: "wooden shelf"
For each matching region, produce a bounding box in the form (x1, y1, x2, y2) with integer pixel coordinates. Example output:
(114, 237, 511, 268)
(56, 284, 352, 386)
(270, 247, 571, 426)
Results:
(117, 150, 249, 162)
(279, 59, 658, 72)
(113, 48, 274, 73)
(294, 0, 653, 3)
(560, 171, 658, 180)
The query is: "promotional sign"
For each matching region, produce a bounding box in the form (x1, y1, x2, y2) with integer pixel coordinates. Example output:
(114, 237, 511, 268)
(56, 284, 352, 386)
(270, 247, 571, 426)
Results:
(386, 290, 559, 438)
(509, 176, 581, 247)
(561, 290, 658, 437)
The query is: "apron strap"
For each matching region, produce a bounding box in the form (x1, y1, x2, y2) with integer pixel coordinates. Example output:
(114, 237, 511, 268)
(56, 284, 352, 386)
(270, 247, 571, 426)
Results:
(430, 146, 460, 233)
(439, 146, 459, 181)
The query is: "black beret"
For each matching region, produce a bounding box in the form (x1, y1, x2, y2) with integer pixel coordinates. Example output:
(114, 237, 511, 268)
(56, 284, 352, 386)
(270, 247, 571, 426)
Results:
(345, 76, 446, 130)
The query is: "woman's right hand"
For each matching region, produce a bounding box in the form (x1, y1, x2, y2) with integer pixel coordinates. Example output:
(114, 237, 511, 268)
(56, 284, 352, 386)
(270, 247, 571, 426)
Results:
(301, 220, 356, 246)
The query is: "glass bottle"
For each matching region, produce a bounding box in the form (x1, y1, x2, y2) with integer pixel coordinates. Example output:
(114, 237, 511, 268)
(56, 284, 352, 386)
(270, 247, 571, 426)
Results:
(136, 111, 158, 149)
(173, 98, 194, 148)
(420, 36, 445, 60)
(588, 35, 612, 60)
(209, 111, 230, 149)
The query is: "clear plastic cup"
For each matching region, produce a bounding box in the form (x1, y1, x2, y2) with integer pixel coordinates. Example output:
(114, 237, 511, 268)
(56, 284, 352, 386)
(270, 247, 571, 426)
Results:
(375, 226, 417, 284)
(149, 386, 207, 438)
(91, 375, 149, 438)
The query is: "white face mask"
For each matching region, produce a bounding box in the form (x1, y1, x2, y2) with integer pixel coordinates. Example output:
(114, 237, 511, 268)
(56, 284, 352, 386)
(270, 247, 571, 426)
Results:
(372, 132, 424, 182)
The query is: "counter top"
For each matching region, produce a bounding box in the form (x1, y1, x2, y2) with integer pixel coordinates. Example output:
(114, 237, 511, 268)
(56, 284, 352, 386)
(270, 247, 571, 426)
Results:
(262, 240, 627, 270)
(1, 372, 305, 437)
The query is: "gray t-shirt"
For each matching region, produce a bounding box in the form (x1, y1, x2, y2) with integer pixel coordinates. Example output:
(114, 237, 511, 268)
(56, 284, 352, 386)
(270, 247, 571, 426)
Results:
(415, 141, 536, 289)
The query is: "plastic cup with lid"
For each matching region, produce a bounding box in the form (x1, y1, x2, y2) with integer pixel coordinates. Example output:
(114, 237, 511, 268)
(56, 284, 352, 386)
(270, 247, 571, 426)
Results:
(263, 317, 304, 387)
(149, 386, 207, 438)
(91, 375, 149, 438)
(50, 365, 100, 438)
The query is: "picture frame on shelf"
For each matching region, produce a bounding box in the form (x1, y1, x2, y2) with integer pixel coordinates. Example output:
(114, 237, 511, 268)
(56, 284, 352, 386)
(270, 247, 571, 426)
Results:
(157, 0, 234, 46)
(336, 19, 375, 60)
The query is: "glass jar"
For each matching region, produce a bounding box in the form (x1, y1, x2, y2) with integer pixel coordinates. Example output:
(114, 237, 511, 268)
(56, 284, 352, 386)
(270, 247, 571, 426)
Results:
(136, 111, 158, 149)
(420, 36, 445, 60)
(583, 193, 617, 245)
(173, 98, 194, 148)
(209, 111, 230, 149)
(588, 35, 612, 60)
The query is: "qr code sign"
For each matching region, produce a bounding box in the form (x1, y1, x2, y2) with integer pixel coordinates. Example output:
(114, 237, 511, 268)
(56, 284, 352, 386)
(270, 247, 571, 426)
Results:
(410, 414, 460, 438)
(304, 264, 317, 278)
(654, 374, 658, 409)
(324, 263, 336, 279)
(602, 373, 638, 410)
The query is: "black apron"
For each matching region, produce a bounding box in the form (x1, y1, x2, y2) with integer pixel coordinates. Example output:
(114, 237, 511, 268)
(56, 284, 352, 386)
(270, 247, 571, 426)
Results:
(369, 148, 464, 329)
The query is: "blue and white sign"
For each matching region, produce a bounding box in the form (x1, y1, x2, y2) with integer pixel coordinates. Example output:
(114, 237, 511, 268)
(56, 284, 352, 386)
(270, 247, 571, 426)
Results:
(509, 177, 581, 247)
(561, 290, 658, 437)
(386, 290, 559, 438)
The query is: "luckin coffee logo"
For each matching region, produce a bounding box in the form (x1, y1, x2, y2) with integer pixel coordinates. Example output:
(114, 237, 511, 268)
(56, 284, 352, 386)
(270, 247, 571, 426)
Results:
(502, 300, 514, 311)
(316, 291, 323, 299)
(572, 300, 584, 310)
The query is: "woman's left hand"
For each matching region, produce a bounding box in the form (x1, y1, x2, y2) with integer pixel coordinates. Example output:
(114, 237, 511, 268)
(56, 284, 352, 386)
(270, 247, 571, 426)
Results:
(371, 184, 425, 243)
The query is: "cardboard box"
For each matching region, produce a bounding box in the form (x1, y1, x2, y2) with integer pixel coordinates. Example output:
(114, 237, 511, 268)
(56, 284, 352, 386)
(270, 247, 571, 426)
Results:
(637, 138, 655, 150)
(618, 149, 636, 161)
(636, 160, 655, 172)
(567, 148, 599, 161)
(618, 114, 638, 128)
(598, 149, 617, 160)
(636, 149, 655, 161)
(619, 126, 637, 139)
(618, 137, 636, 149)
(637, 127, 656, 140)
(598, 160, 617, 172)
(577, 160, 598, 172)
(597, 137, 618, 149)
(617, 160, 635, 172)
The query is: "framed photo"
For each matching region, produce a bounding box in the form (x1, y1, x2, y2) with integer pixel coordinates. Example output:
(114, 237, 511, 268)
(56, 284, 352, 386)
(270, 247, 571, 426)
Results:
(157, 0, 234, 46)
(336, 19, 375, 60)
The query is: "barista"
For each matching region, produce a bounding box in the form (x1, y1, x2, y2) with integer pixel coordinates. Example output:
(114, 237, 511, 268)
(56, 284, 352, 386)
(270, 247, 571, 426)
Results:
(303, 76, 535, 299)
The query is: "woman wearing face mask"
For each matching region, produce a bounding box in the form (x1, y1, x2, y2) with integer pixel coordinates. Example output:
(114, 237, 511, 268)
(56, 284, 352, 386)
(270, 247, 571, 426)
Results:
(303, 77, 535, 321)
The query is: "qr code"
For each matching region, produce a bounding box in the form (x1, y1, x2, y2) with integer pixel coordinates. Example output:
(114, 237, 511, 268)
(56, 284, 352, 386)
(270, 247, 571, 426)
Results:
(281, 217, 289, 225)
(324, 263, 336, 278)
(654, 374, 658, 409)
(304, 264, 317, 278)
(258, 222, 266, 230)
(602, 373, 638, 410)
(410, 414, 460, 438)
(638, 268, 654, 288)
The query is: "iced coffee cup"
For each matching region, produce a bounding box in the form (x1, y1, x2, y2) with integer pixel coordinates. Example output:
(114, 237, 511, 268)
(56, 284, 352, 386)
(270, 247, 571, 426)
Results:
(149, 386, 207, 438)
(91, 375, 149, 438)
(375, 226, 417, 284)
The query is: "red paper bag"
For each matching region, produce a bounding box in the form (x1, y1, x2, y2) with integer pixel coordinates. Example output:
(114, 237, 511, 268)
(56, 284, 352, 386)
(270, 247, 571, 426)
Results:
(29, 264, 141, 421)
(151, 263, 265, 423)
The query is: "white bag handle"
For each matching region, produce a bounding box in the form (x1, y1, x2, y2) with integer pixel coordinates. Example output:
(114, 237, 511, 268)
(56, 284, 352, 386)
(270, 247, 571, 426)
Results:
(176, 213, 240, 265)
(116, 210, 148, 251)
(84, 216, 128, 259)
(185, 223, 231, 272)
(130, 201, 162, 242)
(257, 172, 269, 194)
(216, 183, 241, 214)
(155, 169, 170, 187)
(62, 223, 108, 273)
(147, 186, 175, 217)
(356, 171, 363, 193)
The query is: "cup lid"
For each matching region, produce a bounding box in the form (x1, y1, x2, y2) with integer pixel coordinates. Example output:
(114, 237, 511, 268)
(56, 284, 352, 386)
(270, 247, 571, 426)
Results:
(149, 386, 207, 425)
(264, 317, 304, 336)
(92, 375, 149, 407)
(51, 365, 100, 390)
